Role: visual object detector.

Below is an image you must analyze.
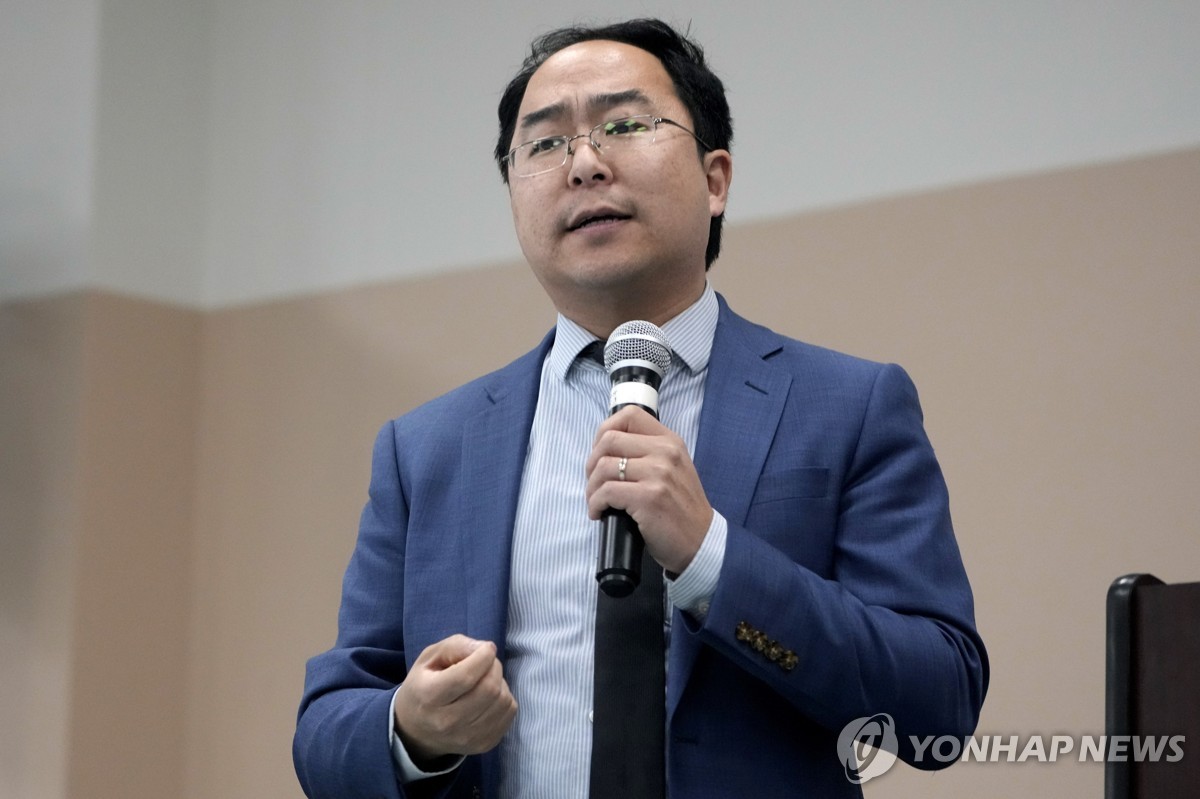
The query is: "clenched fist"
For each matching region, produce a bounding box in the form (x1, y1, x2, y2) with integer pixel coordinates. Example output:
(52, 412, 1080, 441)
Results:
(392, 635, 517, 766)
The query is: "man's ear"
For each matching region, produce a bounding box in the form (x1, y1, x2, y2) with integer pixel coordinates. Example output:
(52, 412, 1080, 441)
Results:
(703, 149, 733, 218)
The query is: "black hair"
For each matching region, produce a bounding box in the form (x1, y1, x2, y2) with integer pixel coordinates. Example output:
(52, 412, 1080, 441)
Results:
(495, 18, 733, 269)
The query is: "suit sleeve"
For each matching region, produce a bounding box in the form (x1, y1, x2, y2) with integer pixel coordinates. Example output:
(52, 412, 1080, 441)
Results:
(293, 421, 457, 799)
(686, 362, 988, 768)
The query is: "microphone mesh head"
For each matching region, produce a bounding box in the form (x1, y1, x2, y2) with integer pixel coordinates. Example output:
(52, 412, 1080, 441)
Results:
(604, 320, 672, 375)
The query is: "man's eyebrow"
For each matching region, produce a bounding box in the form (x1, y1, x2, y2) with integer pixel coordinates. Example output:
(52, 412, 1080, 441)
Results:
(517, 89, 654, 135)
(518, 102, 568, 133)
(586, 89, 652, 115)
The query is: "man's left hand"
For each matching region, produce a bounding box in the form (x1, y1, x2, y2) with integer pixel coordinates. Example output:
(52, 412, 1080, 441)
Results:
(585, 405, 713, 575)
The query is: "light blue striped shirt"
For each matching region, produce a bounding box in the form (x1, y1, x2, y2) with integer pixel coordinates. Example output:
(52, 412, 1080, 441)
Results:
(498, 284, 725, 798)
(391, 285, 727, 793)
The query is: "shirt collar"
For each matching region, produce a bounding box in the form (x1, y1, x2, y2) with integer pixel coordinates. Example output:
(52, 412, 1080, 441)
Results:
(547, 282, 719, 380)
(660, 282, 718, 375)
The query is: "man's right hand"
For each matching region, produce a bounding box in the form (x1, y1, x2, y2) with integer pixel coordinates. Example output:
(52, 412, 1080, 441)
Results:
(392, 635, 518, 765)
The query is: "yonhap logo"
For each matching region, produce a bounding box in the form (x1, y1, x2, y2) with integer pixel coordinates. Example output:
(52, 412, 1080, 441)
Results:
(837, 713, 899, 784)
(834, 715, 1186, 782)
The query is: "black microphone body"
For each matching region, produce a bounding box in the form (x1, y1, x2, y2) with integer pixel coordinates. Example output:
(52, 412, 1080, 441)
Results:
(597, 322, 672, 598)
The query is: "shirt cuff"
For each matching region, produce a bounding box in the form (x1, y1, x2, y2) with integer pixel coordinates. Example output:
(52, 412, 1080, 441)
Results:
(388, 685, 464, 783)
(666, 511, 727, 620)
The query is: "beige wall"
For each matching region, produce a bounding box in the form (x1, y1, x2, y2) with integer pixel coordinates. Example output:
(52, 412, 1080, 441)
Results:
(2, 293, 199, 799)
(3, 148, 1198, 798)
(2, 295, 86, 799)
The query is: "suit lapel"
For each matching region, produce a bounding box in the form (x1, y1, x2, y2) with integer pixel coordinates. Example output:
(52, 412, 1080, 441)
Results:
(460, 333, 552, 649)
(668, 300, 793, 712)
(693, 307, 792, 527)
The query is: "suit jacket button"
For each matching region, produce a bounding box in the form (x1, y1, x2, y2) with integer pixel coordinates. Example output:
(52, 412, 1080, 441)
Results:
(735, 621, 752, 641)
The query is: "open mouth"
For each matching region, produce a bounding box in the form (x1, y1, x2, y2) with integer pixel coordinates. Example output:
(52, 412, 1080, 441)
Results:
(568, 213, 631, 232)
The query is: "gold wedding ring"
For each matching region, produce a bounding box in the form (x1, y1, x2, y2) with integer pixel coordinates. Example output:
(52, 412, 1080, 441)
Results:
(617, 456, 628, 481)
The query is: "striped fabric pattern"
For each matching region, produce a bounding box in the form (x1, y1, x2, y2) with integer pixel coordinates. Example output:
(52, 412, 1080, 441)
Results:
(497, 284, 719, 798)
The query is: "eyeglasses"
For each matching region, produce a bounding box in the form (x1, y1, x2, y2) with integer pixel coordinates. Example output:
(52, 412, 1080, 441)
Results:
(503, 115, 713, 178)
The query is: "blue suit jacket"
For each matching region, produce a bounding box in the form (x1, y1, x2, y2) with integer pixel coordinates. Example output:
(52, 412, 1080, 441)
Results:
(295, 297, 988, 798)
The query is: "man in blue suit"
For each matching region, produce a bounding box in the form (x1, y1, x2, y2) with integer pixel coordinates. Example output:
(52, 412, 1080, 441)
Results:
(295, 18, 987, 798)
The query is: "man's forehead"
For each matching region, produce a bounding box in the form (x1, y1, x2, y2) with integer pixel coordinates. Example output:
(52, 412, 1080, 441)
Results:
(516, 40, 676, 123)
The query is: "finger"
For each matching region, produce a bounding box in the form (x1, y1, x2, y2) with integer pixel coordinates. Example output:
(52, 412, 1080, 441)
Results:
(464, 690, 518, 751)
(586, 457, 648, 520)
(416, 634, 484, 669)
(461, 658, 517, 726)
(584, 453, 637, 512)
(591, 405, 663, 444)
(420, 639, 500, 704)
(585, 429, 660, 478)
(441, 659, 518, 753)
(441, 640, 499, 687)
(587, 485, 629, 520)
(584, 453, 632, 488)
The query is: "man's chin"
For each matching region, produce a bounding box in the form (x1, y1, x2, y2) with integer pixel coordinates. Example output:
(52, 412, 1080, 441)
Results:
(574, 266, 660, 298)
(546, 256, 646, 287)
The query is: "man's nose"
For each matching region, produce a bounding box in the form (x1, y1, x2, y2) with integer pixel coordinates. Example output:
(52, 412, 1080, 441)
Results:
(566, 134, 610, 185)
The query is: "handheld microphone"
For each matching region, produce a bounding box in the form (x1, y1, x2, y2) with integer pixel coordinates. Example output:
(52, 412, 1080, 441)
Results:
(596, 321, 672, 598)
